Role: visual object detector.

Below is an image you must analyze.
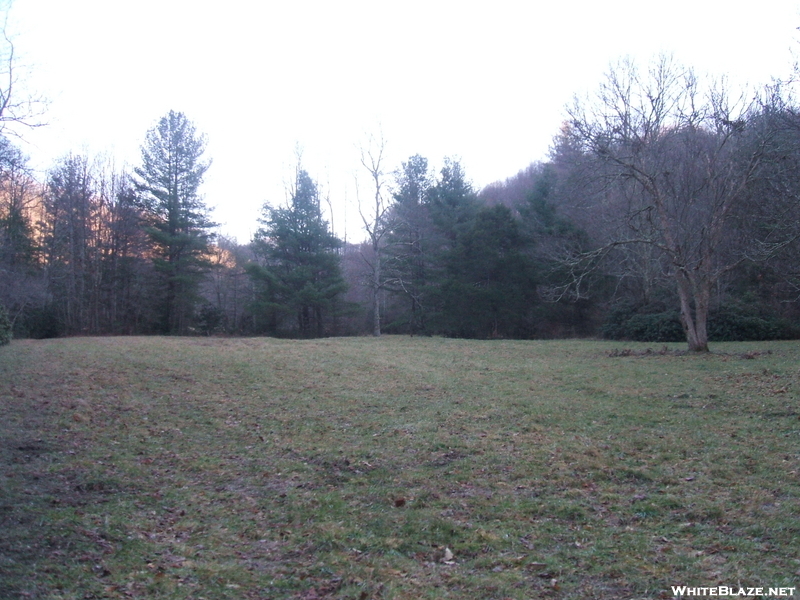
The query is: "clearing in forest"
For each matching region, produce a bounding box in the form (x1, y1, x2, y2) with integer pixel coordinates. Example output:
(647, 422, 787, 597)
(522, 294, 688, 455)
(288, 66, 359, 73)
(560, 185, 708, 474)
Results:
(1, 336, 798, 599)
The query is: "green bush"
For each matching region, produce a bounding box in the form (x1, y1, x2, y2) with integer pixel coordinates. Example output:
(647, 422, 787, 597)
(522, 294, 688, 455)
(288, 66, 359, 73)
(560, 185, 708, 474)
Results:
(601, 304, 683, 342)
(0, 304, 12, 346)
(21, 305, 61, 339)
(601, 303, 636, 340)
(603, 301, 800, 343)
(624, 312, 684, 342)
(708, 304, 798, 341)
(196, 302, 224, 336)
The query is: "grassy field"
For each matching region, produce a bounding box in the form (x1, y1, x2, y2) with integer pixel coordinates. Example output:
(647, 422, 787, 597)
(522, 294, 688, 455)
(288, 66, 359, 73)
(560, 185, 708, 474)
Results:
(0, 336, 798, 599)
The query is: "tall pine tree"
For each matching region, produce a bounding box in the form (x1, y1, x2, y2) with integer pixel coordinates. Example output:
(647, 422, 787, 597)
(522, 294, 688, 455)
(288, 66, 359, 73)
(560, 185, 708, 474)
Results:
(134, 111, 214, 334)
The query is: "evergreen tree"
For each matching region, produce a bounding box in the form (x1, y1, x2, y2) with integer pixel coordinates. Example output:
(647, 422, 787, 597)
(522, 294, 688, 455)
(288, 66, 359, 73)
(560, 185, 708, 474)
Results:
(428, 158, 479, 243)
(0, 136, 41, 334)
(385, 158, 540, 338)
(134, 111, 214, 334)
(424, 158, 479, 330)
(0, 202, 35, 268)
(383, 155, 433, 334)
(249, 169, 346, 337)
(434, 205, 538, 338)
(0, 135, 42, 324)
(0, 135, 36, 269)
(0, 138, 36, 270)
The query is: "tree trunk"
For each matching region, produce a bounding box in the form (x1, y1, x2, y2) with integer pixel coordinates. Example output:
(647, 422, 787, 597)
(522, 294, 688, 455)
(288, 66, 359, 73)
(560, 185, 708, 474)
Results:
(372, 256, 381, 336)
(675, 272, 710, 352)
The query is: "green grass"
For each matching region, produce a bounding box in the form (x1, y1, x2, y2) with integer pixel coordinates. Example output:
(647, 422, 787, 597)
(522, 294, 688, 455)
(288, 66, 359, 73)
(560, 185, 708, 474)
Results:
(1, 336, 799, 599)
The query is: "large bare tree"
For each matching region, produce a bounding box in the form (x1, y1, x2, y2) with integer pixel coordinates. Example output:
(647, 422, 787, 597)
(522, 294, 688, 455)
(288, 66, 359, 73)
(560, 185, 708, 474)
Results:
(564, 56, 800, 351)
(356, 131, 390, 336)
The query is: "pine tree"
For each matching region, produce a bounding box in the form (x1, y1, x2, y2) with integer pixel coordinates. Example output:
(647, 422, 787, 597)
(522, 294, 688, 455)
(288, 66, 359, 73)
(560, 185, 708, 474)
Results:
(428, 158, 479, 243)
(134, 111, 214, 334)
(250, 169, 346, 337)
(0, 137, 36, 270)
(383, 155, 433, 334)
(435, 204, 538, 338)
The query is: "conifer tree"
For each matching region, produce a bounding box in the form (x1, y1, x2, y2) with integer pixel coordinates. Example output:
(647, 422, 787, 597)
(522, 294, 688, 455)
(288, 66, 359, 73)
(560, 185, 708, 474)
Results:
(250, 169, 346, 337)
(383, 155, 433, 334)
(134, 111, 214, 334)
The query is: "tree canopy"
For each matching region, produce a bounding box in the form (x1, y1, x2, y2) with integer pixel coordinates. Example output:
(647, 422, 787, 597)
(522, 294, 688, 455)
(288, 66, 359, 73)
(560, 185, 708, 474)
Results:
(4, 57, 800, 346)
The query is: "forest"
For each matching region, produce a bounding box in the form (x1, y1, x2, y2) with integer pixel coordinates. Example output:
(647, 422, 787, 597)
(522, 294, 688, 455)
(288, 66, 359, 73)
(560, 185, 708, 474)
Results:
(3, 57, 800, 351)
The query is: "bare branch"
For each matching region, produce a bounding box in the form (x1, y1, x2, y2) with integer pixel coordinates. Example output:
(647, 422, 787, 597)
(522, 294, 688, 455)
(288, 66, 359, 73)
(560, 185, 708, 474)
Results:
(0, 9, 47, 134)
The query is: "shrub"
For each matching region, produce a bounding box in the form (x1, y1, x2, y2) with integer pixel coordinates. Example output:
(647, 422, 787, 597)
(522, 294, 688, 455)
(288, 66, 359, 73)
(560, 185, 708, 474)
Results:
(196, 302, 224, 336)
(601, 303, 637, 340)
(603, 300, 800, 343)
(601, 303, 683, 342)
(708, 304, 799, 341)
(22, 305, 61, 339)
(624, 312, 684, 342)
(0, 304, 12, 346)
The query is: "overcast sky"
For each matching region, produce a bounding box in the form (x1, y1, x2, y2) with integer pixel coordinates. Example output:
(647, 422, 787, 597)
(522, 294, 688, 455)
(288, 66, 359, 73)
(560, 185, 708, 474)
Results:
(5, 0, 799, 242)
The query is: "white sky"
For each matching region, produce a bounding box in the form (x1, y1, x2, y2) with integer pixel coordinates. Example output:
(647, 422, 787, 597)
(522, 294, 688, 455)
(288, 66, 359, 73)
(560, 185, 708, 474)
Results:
(4, 0, 800, 242)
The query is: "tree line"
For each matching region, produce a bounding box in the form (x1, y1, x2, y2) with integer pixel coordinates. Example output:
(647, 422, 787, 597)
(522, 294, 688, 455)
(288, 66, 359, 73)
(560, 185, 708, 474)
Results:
(3, 57, 800, 350)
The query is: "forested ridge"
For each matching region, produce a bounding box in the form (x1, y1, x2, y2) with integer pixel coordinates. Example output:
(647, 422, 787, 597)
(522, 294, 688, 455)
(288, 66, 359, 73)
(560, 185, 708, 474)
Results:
(3, 58, 800, 350)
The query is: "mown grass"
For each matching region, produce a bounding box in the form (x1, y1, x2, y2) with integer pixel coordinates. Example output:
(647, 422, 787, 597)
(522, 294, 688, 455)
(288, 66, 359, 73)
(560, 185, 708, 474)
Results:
(1, 336, 798, 599)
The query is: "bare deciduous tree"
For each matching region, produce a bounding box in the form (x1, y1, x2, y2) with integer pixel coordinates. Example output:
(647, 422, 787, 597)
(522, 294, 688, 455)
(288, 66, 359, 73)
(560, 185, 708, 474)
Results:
(356, 130, 390, 336)
(564, 56, 800, 351)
